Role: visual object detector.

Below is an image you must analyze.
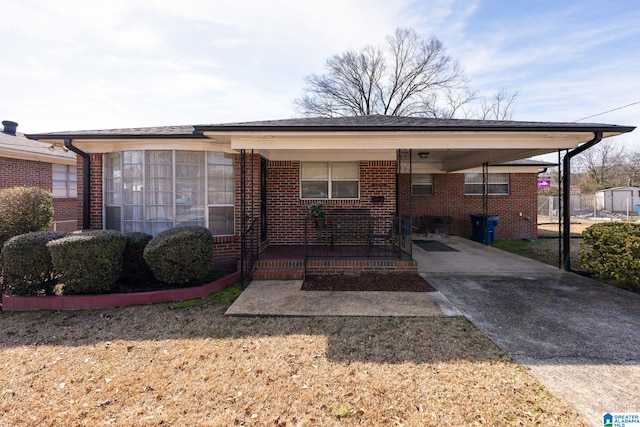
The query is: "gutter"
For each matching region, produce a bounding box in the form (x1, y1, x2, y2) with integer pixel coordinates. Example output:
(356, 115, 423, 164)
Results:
(561, 131, 603, 271)
(64, 138, 90, 229)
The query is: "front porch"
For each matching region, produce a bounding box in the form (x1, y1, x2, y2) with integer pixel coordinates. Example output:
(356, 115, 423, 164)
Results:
(250, 210, 415, 280)
(251, 244, 417, 281)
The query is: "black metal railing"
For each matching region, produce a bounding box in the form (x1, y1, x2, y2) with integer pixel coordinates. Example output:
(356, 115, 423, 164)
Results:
(303, 210, 412, 261)
(240, 217, 259, 287)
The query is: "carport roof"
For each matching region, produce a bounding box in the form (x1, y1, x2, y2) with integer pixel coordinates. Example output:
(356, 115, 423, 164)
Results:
(194, 115, 635, 134)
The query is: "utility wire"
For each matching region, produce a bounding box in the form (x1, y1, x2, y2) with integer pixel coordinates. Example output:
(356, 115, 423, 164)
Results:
(574, 101, 640, 122)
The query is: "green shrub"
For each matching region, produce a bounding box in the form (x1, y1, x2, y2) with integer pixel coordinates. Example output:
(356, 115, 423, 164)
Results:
(48, 230, 126, 295)
(120, 232, 154, 285)
(143, 226, 213, 286)
(580, 222, 640, 291)
(0, 187, 54, 246)
(1, 231, 68, 295)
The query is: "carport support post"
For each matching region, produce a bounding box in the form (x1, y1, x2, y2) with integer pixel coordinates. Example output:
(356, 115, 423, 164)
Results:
(482, 162, 489, 245)
(561, 132, 602, 271)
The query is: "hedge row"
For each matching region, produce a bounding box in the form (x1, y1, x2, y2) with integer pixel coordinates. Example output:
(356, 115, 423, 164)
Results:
(580, 222, 640, 291)
(143, 226, 213, 285)
(2, 231, 69, 295)
(1, 226, 215, 296)
(48, 230, 127, 295)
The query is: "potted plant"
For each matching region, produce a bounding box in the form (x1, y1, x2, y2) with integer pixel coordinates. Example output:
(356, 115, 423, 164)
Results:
(308, 202, 326, 238)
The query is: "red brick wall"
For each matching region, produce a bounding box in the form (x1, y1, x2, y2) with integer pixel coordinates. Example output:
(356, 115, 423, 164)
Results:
(0, 157, 51, 189)
(400, 173, 538, 240)
(213, 153, 262, 270)
(266, 160, 397, 245)
(89, 154, 103, 230)
(0, 156, 78, 231)
(52, 198, 78, 231)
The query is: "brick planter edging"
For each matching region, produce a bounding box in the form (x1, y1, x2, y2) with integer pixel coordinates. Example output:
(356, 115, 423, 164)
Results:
(1, 270, 241, 312)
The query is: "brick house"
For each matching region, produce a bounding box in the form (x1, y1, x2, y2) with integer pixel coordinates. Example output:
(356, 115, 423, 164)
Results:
(1, 120, 78, 231)
(27, 116, 634, 278)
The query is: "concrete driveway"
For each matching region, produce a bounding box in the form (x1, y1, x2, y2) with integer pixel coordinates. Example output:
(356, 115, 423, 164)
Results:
(415, 236, 640, 427)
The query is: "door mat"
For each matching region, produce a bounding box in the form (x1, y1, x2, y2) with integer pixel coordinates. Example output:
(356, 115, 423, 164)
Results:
(415, 240, 459, 252)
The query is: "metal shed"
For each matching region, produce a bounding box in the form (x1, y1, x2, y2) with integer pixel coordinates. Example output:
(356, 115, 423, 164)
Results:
(595, 186, 640, 213)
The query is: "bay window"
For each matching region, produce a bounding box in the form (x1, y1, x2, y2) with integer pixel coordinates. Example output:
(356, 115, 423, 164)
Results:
(104, 150, 234, 236)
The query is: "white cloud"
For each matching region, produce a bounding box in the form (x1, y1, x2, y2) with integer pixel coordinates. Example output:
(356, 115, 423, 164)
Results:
(0, 0, 638, 137)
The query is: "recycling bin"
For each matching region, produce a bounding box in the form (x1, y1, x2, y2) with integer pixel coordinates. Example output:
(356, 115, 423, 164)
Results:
(636, 205, 640, 215)
(470, 214, 499, 244)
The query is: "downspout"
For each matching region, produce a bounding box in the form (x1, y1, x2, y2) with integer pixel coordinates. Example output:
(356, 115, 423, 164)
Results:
(64, 138, 91, 229)
(561, 131, 602, 271)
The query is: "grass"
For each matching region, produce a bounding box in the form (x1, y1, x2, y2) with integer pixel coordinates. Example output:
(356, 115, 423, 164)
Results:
(493, 222, 640, 293)
(0, 283, 586, 426)
(491, 223, 586, 269)
(491, 238, 576, 268)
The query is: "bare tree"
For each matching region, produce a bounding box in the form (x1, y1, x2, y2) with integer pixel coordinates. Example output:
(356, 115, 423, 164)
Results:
(620, 150, 640, 186)
(296, 28, 518, 119)
(576, 140, 625, 189)
(478, 88, 519, 120)
(296, 28, 468, 117)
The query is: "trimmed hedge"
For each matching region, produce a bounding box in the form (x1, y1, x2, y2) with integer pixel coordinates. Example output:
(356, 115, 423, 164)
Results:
(120, 232, 154, 285)
(1, 231, 68, 295)
(0, 186, 54, 246)
(48, 230, 127, 295)
(580, 222, 640, 291)
(143, 226, 213, 286)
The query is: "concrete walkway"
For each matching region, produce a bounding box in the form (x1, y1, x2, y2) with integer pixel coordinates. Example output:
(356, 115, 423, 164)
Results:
(225, 279, 460, 317)
(226, 236, 640, 426)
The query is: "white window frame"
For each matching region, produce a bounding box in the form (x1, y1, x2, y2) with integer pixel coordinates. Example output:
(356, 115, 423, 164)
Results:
(206, 152, 235, 236)
(52, 164, 78, 198)
(104, 150, 235, 236)
(411, 174, 433, 195)
(300, 161, 360, 200)
(464, 173, 510, 195)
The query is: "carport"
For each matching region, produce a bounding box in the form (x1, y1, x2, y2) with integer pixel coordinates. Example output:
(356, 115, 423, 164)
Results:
(195, 116, 635, 272)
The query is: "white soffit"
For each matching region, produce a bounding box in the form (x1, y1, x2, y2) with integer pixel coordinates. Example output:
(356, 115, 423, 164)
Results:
(216, 130, 601, 150)
(49, 139, 237, 154)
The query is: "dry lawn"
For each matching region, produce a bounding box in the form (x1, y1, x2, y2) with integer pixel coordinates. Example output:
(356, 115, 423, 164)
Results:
(1, 286, 586, 426)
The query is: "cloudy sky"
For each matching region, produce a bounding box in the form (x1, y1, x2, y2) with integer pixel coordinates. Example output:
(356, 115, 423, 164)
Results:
(1, 0, 638, 149)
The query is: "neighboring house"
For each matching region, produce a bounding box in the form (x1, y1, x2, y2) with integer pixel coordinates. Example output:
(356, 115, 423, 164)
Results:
(594, 186, 640, 213)
(0, 120, 78, 231)
(27, 116, 634, 277)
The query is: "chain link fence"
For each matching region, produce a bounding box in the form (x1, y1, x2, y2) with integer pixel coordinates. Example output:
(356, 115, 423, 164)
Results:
(538, 195, 640, 223)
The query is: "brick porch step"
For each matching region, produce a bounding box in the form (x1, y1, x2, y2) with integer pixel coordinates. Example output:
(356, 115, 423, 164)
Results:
(251, 266, 304, 281)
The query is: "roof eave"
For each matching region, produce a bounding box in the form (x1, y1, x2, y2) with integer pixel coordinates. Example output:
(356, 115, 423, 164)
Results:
(194, 124, 636, 134)
(25, 133, 205, 141)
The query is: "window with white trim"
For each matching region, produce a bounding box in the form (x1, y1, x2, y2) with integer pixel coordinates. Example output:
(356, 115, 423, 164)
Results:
(207, 152, 234, 236)
(464, 173, 509, 195)
(52, 164, 77, 198)
(300, 162, 359, 199)
(104, 150, 234, 236)
(411, 174, 433, 195)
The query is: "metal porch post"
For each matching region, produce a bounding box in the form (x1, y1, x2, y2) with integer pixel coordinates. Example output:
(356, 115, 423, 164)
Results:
(482, 162, 489, 245)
